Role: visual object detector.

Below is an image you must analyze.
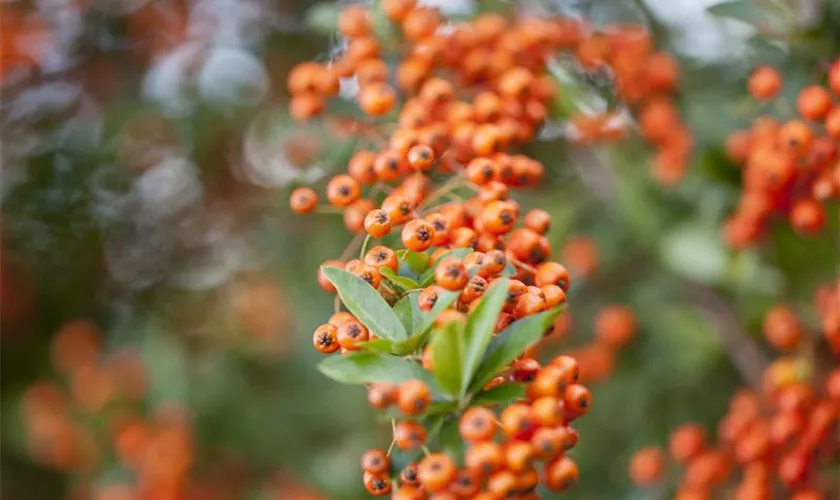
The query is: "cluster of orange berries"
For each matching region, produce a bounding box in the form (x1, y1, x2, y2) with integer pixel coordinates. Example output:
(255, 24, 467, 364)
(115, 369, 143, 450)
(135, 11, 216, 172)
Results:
(723, 59, 840, 248)
(17, 320, 198, 500)
(630, 367, 840, 499)
(283, 3, 680, 498)
(627, 292, 840, 499)
(286, 1, 690, 189)
(359, 354, 589, 498)
(763, 279, 840, 353)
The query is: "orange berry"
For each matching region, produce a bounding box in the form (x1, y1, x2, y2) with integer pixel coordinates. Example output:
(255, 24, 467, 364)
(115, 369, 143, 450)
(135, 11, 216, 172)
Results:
(417, 453, 457, 491)
(748, 66, 782, 100)
(337, 319, 370, 350)
(359, 83, 396, 116)
(797, 85, 833, 120)
(459, 407, 496, 442)
(313, 324, 339, 354)
(401, 219, 436, 252)
(524, 209, 551, 234)
(367, 383, 396, 409)
(363, 471, 392, 496)
(394, 420, 426, 450)
(434, 258, 468, 291)
(789, 198, 825, 235)
(545, 456, 579, 492)
(563, 384, 592, 418)
(338, 5, 372, 38)
(289, 187, 318, 214)
(465, 441, 504, 475)
(762, 305, 802, 350)
(289, 93, 324, 120)
(629, 447, 665, 486)
(326, 174, 361, 207)
(402, 7, 440, 42)
(535, 261, 571, 291)
(364, 209, 392, 238)
(669, 423, 707, 464)
(361, 448, 390, 475)
(397, 379, 431, 415)
(594, 305, 637, 348)
(407, 144, 435, 171)
(500, 402, 535, 440)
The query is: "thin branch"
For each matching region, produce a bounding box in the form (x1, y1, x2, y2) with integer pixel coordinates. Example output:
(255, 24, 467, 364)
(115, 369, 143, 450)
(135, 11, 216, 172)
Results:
(677, 280, 771, 389)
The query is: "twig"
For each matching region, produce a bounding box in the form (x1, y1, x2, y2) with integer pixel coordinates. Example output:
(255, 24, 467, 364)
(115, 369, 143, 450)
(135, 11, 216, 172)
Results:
(677, 280, 771, 389)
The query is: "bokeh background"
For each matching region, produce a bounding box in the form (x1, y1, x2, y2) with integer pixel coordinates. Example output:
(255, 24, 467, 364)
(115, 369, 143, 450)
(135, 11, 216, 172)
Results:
(2, 0, 838, 499)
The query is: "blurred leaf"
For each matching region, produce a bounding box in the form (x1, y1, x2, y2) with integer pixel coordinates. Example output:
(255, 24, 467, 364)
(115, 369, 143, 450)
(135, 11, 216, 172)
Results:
(381, 268, 420, 294)
(397, 250, 430, 279)
(661, 223, 726, 285)
(460, 278, 509, 395)
(323, 266, 407, 341)
(318, 351, 434, 386)
(419, 248, 472, 286)
(470, 307, 563, 392)
(305, 3, 339, 35)
(437, 417, 464, 462)
(470, 384, 526, 407)
(430, 322, 464, 396)
(142, 326, 188, 406)
(706, 0, 790, 32)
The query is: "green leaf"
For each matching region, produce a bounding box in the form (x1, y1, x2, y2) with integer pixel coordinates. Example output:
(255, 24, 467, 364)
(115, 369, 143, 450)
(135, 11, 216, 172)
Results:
(317, 351, 433, 386)
(415, 290, 460, 336)
(397, 250, 430, 279)
(470, 384, 526, 407)
(322, 266, 407, 341)
(460, 278, 509, 395)
(381, 268, 420, 294)
(706, 0, 790, 32)
(419, 248, 473, 286)
(429, 322, 464, 396)
(470, 307, 564, 392)
(393, 293, 417, 334)
(437, 417, 464, 462)
(304, 2, 339, 34)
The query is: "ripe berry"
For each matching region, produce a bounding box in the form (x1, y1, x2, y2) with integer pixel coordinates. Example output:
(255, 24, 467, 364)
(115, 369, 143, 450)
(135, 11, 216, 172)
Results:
(449, 469, 480, 497)
(367, 383, 396, 409)
(629, 447, 665, 486)
(465, 441, 504, 475)
(326, 175, 361, 207)
(407, 144, 435, 171)
(318, 260, 343, 292)
(313, 324, 339, 354)
(563, 384, 592, 417)
(669, 423, 707, 464)
(361, 448, 390, 475)
(435, 258, 468, 291)
(289, 187, 318, 214)
(535, 261, 571, 291)
(594, 305, 637, 348)
(500, 402, 535, 440)
(394, 420, 426, 450)
(797, 86, 832, 120)
(545, 456, 579, 492)
(762, 304, 802, 350)
(364, 246, 398, 273)
(418, 285, 442, 311)
(400, 463, 420, 486)
(747, 67, 782, 100)
(397, 379, 431, 415)
(359, 83, 397, 116)
(459, 407, 496, 442)
(336, 320, 370, 350)
(524, 209, 551, 234)
(363, 209, 392, 238)
(401, 219, 436, 252)
(417, 453, 457, 491)
(363, 471, 392, 496)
